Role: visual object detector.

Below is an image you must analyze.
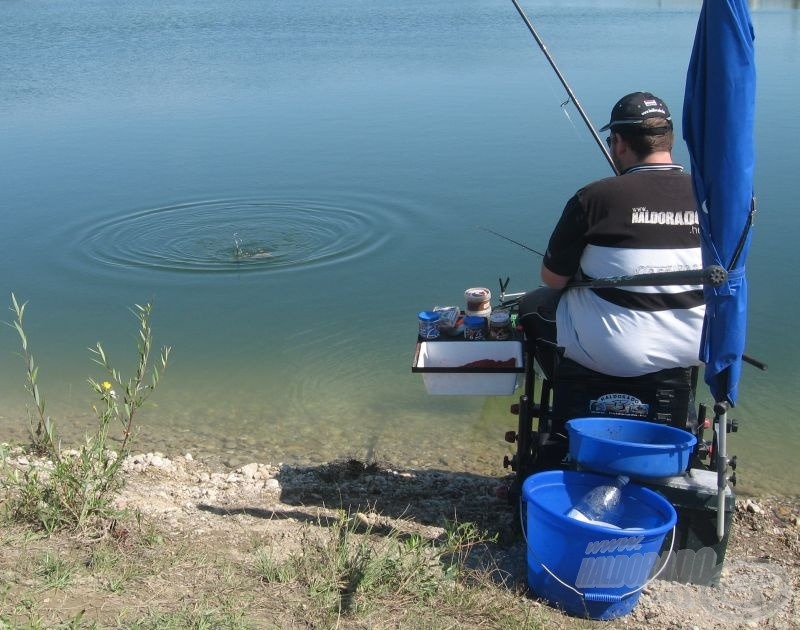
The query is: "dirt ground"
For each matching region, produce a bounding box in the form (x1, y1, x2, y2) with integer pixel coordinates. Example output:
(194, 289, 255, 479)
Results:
(0, 453, 800, 630)
(106, 452, 800, 629)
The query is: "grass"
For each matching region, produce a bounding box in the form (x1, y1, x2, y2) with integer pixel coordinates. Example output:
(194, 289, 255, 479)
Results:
(0, 502, 561, 629)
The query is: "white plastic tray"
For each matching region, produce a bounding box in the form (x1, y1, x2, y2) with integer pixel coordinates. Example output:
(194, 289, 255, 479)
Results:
(412, 340, 524, 395)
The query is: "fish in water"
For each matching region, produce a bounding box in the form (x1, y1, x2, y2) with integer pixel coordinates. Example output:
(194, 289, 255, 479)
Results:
(233, 233, 272, 260)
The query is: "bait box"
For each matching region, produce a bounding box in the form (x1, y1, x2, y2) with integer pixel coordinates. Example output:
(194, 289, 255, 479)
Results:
(412, 340, 524, 395)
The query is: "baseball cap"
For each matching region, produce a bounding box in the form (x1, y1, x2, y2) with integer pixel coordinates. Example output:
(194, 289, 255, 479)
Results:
(599, 91, 673, 133)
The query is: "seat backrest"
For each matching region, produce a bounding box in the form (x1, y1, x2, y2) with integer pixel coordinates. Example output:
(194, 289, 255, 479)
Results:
(550, 357, 697, 436)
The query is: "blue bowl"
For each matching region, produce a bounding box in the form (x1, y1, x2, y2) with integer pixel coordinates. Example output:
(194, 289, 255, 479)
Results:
(566, 417, 697, 478)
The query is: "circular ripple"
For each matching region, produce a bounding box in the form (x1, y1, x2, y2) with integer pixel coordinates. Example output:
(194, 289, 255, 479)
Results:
(75, 198, 393, 275)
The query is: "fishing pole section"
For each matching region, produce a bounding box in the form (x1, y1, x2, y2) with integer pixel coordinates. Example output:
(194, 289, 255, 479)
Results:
(510, 0, 618, 174)
(479, 226, 727, 288)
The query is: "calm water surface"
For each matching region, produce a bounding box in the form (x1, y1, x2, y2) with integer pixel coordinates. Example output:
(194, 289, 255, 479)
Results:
(1, 0, 798, 495)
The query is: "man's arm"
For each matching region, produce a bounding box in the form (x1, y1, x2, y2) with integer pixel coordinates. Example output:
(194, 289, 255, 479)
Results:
(541, 264, 570, 289)
(540, 192, 587, 289)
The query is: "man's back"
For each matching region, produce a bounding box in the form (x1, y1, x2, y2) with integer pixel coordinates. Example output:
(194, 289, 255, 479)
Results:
(554, 166, 705, 376)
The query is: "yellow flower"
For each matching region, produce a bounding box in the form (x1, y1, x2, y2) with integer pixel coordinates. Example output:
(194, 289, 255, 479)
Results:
(102, 381, 113, 391)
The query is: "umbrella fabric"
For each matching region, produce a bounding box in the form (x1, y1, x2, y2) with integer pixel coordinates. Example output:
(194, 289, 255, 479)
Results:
(683, 0, 756, 405)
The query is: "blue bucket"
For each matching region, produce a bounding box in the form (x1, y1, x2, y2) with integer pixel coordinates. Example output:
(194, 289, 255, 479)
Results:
(522, 470, 676, 620)
(566, 417, 697, 478)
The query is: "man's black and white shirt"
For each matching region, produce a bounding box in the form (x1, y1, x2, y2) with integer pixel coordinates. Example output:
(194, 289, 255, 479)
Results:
(543, 164, 705, 377)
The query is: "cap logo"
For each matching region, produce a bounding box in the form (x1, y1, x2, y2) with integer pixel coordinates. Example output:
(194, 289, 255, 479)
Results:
(643, 99, 658, 106)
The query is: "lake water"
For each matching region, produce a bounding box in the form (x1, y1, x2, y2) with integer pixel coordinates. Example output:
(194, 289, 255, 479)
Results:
(1, 0, 798, 495)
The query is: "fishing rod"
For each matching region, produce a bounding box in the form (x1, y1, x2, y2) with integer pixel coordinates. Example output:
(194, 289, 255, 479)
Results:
(482, 225, 728, 283)
(478, 226, 546, 257)
(482, 224, 727, 287)
(510, 0, 619, 174)
(567, 265, 728, 289)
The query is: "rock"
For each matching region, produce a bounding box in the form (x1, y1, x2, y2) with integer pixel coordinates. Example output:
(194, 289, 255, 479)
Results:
(744, 499, 763, 514)
(354, 512, 372, 527)
(239, 463, 259, 479)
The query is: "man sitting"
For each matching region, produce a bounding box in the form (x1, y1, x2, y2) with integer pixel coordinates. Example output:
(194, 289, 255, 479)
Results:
(519, 91, 705, 379)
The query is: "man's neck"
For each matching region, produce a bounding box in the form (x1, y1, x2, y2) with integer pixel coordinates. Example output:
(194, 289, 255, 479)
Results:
(617, 150, 675, 173)
(636, 150, 674, 165)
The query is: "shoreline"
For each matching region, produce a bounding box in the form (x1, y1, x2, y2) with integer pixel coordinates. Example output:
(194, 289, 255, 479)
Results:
(106, 451, 800, 627)
(2, 447, 798, 627)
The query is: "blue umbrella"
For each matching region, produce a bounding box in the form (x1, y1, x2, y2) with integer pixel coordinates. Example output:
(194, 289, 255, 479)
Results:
(682, 0, 756, 407)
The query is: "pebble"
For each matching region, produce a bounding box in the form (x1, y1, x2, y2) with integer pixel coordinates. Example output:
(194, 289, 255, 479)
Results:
(744, 499, 763, 514)
(239, 463, 259, 479)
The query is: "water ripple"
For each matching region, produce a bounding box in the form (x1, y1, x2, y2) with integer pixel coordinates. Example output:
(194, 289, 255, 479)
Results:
(74, 197, 397, 275)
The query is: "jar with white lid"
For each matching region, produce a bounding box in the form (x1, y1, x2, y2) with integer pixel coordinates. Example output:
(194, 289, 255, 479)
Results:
(489, 311, 511, 340)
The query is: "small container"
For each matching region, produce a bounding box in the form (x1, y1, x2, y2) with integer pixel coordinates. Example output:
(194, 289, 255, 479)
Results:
(489, 311, 512, 340)
(465, 287, 492, 317)
(464, 315, 486, 341)
(433, 306, 460, 332)
(418, 311, 441, 340)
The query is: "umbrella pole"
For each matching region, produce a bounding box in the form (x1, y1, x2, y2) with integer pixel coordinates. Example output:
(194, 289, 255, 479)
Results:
(714, 401, 729, 540)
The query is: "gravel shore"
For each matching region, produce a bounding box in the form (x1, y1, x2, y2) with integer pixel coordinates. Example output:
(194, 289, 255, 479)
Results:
(108, 451, 799, 629)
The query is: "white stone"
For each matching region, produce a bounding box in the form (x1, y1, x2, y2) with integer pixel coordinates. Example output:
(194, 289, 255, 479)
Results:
(240, 463, 259, 479)
(265, 478, 280, 491)
(746, 500, 763, 514)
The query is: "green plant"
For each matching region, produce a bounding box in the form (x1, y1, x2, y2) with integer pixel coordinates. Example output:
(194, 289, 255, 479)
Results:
(1, 296, 170, 532)
(8, 294, 57, 453)
(259, 510, 502, 620)
(37, 552, 75, 590)
(440, 518, 498, 579)
(253, 547, 298, 584)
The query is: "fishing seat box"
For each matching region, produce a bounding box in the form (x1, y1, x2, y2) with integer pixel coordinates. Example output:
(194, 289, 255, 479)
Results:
(550, 358, 697, 435)
(639, 468, 735, 586)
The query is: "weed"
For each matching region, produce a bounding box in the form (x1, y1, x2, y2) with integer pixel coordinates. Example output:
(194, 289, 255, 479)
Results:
(253, 547, 298, 584)
(252, 509, 502, 622)
(121, 599, 250, 630)
(37, 552, 75, 590)
(1, 296, 170, 533)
